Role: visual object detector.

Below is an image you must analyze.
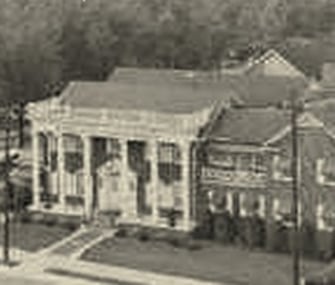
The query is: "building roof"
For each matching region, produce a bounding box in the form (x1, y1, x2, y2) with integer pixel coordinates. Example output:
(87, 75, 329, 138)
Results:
(308, 98, 335, 131)
(109, 67, 216, 83)
(109, 67, 307, 108)
(218, 75, 307, 107)
(59, 80, 238, 114)
(208, 107, 290, 144)
(245, 49, 307, 79)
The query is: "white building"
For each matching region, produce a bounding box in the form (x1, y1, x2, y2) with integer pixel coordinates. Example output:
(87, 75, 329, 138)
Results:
(27, 80, 235, 231)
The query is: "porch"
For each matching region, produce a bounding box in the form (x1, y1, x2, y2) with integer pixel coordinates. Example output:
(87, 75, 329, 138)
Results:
(31, 132, 196, 231)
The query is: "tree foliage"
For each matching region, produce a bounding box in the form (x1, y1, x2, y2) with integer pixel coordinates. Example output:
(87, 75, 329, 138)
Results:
(0, 0, 334, 104)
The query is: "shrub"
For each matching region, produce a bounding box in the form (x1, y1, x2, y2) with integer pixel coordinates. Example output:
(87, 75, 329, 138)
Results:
(166, 236, 183, 247)
(63, 221, 79, 231)
(115, 228, 128, 238)
(19, 211, 32, 224)
(136, 228, 151, 242)
(43, 214, 57, 227)
(57, 216, 80, 231)
(30, 212, 45, 224)
(185, 239, 203, 251)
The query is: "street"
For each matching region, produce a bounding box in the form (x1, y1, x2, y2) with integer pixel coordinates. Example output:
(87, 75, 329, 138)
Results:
(0, 274, 57, 285)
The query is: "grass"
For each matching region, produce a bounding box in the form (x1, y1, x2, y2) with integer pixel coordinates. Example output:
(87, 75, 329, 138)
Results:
(82, 236, 327, 285)
(46, 268, 146, 285)
(0, 222, 74, 252)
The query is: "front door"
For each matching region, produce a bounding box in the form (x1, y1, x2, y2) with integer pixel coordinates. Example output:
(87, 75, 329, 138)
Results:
(97, 160, 121, 212)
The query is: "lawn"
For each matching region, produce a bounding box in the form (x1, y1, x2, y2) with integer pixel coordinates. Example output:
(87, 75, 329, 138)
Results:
(82, 236, 327, 285)
(0, 222, 74, 252)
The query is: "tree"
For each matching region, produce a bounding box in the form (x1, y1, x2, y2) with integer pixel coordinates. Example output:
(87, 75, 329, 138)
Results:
(0, 0, 63, 147)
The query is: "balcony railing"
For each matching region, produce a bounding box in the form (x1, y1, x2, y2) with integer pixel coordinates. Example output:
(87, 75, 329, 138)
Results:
(201, 167, 267, 188)
(40, 192, 59, 203)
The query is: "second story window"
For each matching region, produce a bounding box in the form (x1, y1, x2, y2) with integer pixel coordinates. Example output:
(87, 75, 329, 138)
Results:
(317, 157, 335, 185)
(207, 152, 236, 171)
(251, 154, 267, 174)
(273, 155, 292, 181)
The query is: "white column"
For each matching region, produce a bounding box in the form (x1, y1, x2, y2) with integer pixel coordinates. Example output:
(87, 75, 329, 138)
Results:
(226, 191, 233, 214)
(180, 140, 191, 230)
(239, 192, 247, 217)
(32, 129, 40, 208)
(57, 134, 65, 209)
(258, 194, 266, 218)
(273, 198, 280, 221)
(83, 135, 93, 220)
(120, 138, 129, 219)
(149, 139, 159, 224)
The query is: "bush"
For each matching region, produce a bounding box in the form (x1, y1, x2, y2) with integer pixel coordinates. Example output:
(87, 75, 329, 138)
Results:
(19, 211, 32, 224)
(43, 214, 57, 227)
(115, 228, 128, 238)
(57, 216, 80, 231)
(30, 212, 45, 224)
(135, 228, 151, 242)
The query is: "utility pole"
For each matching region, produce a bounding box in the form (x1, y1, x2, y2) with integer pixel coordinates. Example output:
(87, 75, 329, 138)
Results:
(3, 106, 11, 265)
(291, 91, 301, 285)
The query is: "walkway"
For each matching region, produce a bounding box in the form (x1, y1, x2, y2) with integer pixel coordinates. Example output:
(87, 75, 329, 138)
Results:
(39, 226, 115, 260)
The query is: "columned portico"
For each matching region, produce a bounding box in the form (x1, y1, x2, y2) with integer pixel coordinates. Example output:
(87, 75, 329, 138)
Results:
(26, 78, 222, 232)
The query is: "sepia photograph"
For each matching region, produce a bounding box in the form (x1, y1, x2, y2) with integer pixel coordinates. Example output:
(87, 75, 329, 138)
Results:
(0, 0, 334, 284)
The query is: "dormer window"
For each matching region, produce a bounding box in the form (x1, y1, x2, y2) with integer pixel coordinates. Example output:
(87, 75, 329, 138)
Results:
(273, 155, 292, 181)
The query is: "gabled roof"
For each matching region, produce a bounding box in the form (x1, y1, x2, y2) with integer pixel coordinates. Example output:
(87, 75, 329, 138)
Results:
(59, 80, 238, 114)
(208, 107, 291, 145)
(245, 49, 307, 79)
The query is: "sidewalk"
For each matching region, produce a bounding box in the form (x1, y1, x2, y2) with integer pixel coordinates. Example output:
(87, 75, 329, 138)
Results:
(41, 254, 226, 285)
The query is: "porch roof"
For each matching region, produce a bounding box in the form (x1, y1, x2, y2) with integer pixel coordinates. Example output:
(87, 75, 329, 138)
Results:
(207, 107, 290, 145)
(59, 80, 238, 114)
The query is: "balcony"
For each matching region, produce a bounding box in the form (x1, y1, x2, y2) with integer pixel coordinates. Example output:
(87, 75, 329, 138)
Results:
(40, 192, 59, 203)
(201, 167, 267, 188)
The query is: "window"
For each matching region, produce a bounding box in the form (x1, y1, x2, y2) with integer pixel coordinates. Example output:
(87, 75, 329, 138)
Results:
(107, 138, 121, 158)
(208, 152, 236, 171)
(158, 143, 180, 163)
(317, 158, 335, 185)
(239, 154, 252, 171)
(273, 155, 292, 181)
(240, 192, 265, 217)
(318, 202, 335, 230)
(273, 196, 301, 226)
(253, 154, 266, 174)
